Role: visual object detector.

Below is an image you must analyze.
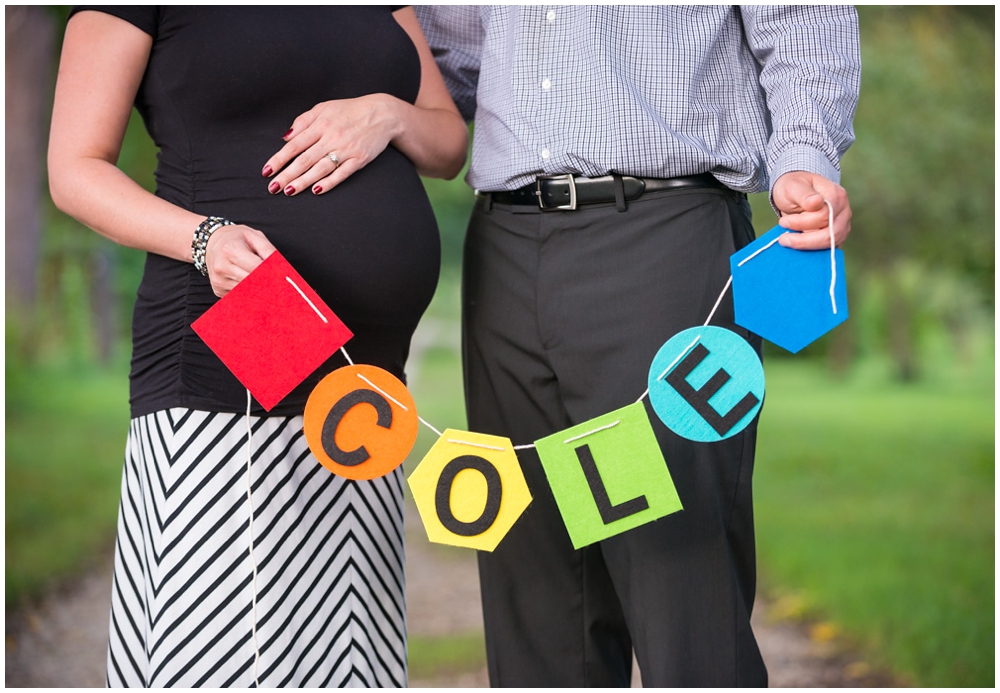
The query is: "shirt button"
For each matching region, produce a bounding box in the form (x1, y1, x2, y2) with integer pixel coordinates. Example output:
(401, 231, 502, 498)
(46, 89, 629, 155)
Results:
(541, 149, 551, 159)
(541, 78, 551, 90)
(546, 10, 555, 22)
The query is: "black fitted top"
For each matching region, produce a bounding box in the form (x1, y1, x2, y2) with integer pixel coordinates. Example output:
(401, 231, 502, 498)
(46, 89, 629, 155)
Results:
(70, 7, 441, 417)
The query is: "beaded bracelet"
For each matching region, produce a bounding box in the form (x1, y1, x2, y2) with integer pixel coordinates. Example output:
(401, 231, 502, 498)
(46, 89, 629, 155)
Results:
(192, 216, 234, 276)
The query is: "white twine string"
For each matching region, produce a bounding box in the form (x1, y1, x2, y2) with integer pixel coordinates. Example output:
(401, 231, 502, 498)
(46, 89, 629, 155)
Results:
(357, 373, 409, 411)
(286, 276, 327, 323)
(245, 389, 261, 687)
(738, 201, 837, 314)
(656, 335, 701, 382)
(704, 276, 733, 327)
(635, 274, 732, 403)
(737, 237, 781, 267)
(418, 415, 444, 438)
(826, 199, 838, 314)
(563, 420, 620, 445)
(340, 347, 447, 438)
(446, 438, 507, 452)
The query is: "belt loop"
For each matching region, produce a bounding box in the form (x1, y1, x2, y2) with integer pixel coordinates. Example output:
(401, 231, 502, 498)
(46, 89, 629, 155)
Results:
(484, 192, 493, 213)
(612, 173, 627, 213)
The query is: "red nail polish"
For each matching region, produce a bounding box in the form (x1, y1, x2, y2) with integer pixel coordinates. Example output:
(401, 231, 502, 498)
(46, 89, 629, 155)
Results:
(262, 165, 273, 177)
(282, 129, 293, 139)
(312, 185, 322, 194)
(268, 181, 280, 194)
(284, 185, 295, 195)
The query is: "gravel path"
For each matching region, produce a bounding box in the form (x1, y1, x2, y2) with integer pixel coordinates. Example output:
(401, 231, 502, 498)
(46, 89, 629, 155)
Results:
(5, 500, 895, 687)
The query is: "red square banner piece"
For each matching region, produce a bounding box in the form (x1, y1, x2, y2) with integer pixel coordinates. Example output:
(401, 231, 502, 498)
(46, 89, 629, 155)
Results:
(191, 252, 353, 411)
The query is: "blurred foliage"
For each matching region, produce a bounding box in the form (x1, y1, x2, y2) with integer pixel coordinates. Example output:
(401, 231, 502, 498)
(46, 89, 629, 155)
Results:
(11, 6, 993, 382)
(5, 365, 129, 605)
(847, 7, 994, 300)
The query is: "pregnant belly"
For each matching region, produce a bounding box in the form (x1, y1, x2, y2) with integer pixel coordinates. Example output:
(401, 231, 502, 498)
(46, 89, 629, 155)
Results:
(196, 146, 441, 328)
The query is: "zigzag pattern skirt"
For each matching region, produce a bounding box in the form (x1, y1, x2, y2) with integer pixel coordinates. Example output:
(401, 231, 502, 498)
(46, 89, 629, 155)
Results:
(106, 409, 406, 687)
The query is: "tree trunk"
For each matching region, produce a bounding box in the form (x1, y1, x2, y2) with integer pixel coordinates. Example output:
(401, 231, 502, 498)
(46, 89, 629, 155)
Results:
(5, 6, 56, 313)
(886, 269, 919, 382)
(90, 247, 118, 364)
(827, 310, 855, 378)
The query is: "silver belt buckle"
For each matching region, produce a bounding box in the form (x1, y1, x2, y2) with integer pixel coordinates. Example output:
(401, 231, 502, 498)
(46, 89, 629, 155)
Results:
(536, 174, 578, 211)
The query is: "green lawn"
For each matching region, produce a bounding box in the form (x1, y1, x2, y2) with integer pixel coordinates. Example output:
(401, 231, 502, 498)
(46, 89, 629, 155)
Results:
(755, 359, 994, 687)
(5, 364, 130, 605)
(408, 632, 487, 681)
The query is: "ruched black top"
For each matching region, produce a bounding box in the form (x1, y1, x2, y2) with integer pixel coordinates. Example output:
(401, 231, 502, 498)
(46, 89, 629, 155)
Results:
(71, 6, 441, 417)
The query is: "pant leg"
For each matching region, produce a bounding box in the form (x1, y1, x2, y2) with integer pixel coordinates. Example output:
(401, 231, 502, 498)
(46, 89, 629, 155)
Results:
(462, 197, 633, 687)
(536, 188, 766, 687)
(463, 188, 766, 687)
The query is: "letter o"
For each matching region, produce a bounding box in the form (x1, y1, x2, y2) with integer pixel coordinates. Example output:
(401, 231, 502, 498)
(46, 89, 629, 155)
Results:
(434, 455, 503, 537)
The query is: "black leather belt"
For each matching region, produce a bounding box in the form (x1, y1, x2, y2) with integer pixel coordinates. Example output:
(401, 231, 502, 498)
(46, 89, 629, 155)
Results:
(486, 173, 726, 211)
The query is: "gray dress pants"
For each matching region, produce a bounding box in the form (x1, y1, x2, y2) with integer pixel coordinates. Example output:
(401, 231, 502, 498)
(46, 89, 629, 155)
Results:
(461, 185, 768, 687)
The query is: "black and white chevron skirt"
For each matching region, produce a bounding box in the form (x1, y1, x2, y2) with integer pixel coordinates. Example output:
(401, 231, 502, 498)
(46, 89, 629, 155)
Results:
(105, 409, 406, 687)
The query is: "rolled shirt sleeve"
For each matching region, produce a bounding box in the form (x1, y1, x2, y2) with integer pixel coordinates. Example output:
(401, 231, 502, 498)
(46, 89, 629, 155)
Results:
(741, 5, 861, 187)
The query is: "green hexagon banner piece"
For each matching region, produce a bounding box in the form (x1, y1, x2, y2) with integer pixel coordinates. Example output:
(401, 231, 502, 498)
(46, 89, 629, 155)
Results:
(534, 402, 682, 549)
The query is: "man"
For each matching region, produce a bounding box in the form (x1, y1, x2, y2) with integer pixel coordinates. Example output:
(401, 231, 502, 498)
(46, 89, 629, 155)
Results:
(415, 6, 860, 687)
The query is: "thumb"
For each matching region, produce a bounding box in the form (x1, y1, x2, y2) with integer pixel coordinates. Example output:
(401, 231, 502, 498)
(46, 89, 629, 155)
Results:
(775, 174, 825, 214)
(244, 229, 277, 261)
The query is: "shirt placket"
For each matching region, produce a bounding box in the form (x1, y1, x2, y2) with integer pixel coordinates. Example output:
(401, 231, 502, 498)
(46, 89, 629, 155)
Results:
(536, 5, 562, 174)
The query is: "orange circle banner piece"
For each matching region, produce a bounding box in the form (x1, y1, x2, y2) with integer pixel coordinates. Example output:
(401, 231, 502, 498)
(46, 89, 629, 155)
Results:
(304, 365, 418, 481)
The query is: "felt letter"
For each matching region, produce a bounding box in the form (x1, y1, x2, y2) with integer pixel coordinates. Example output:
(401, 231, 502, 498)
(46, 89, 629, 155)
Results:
(663, 343, 760, 437)
(648, 326, 765, 443)
(407, 430, 532, 551)
(534, 402, 682, 549)
(321, 389, 393, 467)
(304, 365, 418, 480)
(434, 455, 503, 537)
(575, 444, 649, 524)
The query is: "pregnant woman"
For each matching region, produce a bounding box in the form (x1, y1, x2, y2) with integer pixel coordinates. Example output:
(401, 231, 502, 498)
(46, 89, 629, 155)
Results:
(48, 6, 467, 687)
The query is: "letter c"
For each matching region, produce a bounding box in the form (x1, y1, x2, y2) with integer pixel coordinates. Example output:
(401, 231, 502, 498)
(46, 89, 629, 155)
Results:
(321, 389, 393, 467)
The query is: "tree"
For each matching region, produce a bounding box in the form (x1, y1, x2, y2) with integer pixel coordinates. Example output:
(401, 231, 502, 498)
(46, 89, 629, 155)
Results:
(5, 6, 56, 313)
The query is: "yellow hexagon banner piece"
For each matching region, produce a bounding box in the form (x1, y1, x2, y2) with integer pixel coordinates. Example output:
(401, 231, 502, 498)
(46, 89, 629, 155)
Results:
(407, 429, 532, 552)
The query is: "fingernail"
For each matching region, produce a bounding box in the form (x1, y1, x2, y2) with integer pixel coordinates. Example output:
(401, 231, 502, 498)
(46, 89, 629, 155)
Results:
(268, 181, 281, 194)
(262, 165, 273, 177)
(312, 185, 322, 194)
(282, 128, 293, 139)
(284, 185, 295, 196)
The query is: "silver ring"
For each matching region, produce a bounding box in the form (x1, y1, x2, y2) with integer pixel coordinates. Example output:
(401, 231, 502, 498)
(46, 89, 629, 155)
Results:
(326, 152, 340, 168)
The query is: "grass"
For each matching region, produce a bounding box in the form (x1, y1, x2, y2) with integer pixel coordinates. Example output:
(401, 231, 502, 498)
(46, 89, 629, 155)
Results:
(5, 363, 130, 605)
(408, 632, 487, 681)
(754, 357, 994, 687)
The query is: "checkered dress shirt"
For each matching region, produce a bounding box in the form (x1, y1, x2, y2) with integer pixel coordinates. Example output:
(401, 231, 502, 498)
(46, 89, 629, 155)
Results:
(414, 5, 860, 194)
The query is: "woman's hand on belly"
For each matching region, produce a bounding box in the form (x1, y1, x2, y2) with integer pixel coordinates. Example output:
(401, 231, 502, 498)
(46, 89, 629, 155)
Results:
(261, 9, 468, 197)
(262, 95, 400, 197)
(205, 224, 277, 297)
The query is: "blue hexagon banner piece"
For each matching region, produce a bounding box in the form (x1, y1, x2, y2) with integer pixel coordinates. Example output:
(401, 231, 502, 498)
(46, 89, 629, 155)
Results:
(730, 225, 848, 353)
(648, 326, 764, 442)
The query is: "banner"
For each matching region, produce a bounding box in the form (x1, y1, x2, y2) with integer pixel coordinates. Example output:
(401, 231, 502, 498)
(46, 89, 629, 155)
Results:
(196, 224, 847, 551)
